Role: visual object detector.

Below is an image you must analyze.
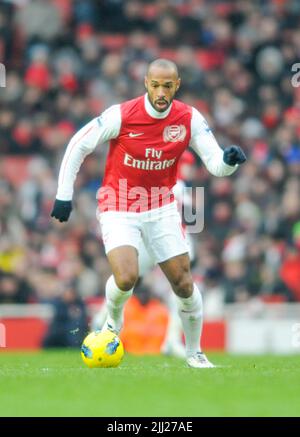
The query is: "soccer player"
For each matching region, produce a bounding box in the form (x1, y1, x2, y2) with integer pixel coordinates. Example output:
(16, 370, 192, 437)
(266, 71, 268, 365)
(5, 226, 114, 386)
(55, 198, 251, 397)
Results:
(91, 151, 196, 359)
(51, 59, 246, 368)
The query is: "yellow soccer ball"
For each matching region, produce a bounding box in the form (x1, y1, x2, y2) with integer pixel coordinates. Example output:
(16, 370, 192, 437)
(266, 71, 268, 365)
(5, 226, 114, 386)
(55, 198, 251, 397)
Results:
(81, 330, 124, 368)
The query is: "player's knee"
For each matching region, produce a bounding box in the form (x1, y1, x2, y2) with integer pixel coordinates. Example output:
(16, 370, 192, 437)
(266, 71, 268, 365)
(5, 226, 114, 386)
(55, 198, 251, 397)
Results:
(172, 274, 194, 298)
(115, 272, 137, 291)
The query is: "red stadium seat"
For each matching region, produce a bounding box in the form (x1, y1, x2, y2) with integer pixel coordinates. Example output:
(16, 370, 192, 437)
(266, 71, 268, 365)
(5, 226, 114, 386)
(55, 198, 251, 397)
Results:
(99, 34, 128, 51)
(195, 49, 225, 70)
(158, 49, 178, 61)
(260, 295, 287, 304)
(2, 156, 32, 187)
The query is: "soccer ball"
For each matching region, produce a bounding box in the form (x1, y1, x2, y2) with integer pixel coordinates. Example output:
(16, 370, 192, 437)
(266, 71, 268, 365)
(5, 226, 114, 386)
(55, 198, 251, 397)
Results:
(81, 330, 124, 368)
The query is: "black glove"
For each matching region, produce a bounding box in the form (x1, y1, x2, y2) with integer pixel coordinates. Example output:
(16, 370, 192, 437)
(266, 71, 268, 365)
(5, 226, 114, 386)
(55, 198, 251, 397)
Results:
(223, 145, 247, 166)
(51, 199, 72, 222)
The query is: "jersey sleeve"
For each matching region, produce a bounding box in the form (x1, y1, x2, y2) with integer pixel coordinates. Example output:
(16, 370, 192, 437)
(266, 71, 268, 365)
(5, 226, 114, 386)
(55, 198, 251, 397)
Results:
(56, 104, 121, 200)
(189, 107, 238, 177)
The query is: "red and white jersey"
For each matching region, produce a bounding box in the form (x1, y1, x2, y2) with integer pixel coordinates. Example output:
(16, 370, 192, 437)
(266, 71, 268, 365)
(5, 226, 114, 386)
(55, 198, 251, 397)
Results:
(100, 95, 192, 212)
(56, 94, 238, 212)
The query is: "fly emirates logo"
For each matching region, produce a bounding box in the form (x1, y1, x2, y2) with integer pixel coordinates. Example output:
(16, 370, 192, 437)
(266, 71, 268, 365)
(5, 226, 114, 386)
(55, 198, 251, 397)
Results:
(124, 148, 176, 170)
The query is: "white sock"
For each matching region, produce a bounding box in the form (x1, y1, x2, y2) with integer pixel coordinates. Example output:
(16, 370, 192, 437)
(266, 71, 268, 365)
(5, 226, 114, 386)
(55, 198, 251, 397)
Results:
(105, 275, 133, 333)
(176, 284, 203, 358)
(163, 292, 183, 347)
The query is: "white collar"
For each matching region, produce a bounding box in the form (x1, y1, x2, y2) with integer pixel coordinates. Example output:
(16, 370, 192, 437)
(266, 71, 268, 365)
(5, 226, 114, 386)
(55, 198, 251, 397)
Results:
(144, 94, 172, 119)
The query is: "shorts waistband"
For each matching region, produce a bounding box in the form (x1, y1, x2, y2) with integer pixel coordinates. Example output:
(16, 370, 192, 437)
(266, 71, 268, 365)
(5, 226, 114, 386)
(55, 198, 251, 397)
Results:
(97, 200, 178, 221)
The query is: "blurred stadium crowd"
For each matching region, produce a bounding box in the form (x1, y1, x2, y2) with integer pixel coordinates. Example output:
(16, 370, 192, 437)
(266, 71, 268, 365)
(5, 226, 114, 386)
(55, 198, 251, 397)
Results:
(1, 0, 300, 319)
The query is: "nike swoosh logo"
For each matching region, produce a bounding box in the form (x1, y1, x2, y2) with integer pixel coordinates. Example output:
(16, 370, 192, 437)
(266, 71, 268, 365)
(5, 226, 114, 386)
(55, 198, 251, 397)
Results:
(129, 132, 144, 137)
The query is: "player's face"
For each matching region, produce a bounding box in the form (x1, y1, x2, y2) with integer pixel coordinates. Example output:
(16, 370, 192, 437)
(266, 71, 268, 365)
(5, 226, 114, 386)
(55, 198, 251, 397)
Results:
(145, 67, 180, 112)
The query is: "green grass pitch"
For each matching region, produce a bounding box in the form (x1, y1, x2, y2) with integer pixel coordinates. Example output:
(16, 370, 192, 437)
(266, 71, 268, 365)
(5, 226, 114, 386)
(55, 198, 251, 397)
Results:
(0, 351, 300, 417)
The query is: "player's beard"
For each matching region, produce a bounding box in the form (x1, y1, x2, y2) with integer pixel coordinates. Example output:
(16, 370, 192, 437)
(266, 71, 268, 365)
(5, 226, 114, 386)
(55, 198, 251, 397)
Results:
(153, 98, 169, 112)
(148, 93, 175, 113)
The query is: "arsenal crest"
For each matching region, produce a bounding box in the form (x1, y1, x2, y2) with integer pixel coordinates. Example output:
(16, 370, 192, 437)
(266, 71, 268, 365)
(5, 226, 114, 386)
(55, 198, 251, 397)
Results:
(163, 125, 187, 142)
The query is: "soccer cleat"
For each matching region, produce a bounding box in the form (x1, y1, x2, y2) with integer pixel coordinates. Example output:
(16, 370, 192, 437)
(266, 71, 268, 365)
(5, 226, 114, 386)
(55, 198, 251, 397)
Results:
(101, 320, 120, 335)
(186, 352, 215, 368)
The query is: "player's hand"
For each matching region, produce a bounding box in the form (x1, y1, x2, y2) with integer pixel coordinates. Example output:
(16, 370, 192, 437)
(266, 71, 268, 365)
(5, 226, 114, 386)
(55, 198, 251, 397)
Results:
(51, 199, 72, 222)
(223, 146, 247, 166)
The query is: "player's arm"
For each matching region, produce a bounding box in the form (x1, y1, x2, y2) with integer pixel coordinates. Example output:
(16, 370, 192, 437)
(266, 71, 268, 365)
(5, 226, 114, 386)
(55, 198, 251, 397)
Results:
(189, 108, 246, 177)
(51, 105, 121, 222)
(173, 179, 193, 208)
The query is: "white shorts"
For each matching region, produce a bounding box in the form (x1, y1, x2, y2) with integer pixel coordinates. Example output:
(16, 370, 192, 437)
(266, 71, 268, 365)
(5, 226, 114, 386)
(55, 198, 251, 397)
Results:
(97, 202, 189, 266)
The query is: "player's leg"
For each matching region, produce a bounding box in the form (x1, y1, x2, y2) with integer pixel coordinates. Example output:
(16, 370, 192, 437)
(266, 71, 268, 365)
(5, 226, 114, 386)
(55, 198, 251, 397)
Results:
(137, 238, 156, 277)
(143, 207, 213, 367)
(107, 245, 139, 291)
(159, 253, 201, 352)
(159, 253, 213, 368)
(97, 211, 141, 333)
(137, 239, 186, 357)
(91, 235, 154, 331)
(160, 290, 186, 358)
(103, 245, 139, 333)
(161, 232, 195, 358)
(91, 302, 107, 332)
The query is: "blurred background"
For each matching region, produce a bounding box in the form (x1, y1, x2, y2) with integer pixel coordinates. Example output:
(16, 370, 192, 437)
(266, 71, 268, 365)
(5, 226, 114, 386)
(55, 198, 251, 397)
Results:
(0, 0, 300, 355)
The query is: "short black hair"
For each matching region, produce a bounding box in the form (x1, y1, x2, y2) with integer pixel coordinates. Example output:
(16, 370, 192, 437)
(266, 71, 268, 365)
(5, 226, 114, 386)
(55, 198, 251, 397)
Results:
(147, 58, 179, 78)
